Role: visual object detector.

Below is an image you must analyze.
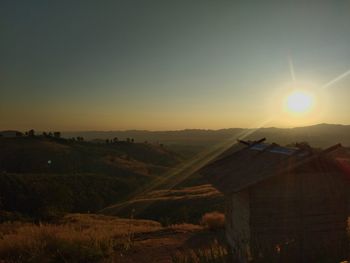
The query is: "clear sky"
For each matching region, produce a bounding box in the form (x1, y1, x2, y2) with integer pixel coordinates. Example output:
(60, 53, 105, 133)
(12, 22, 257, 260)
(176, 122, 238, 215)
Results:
(1, 0, 350, 131)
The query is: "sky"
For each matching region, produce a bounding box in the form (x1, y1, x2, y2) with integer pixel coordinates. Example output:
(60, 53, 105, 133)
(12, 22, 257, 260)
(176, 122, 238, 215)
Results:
(1, 0, 350, 131)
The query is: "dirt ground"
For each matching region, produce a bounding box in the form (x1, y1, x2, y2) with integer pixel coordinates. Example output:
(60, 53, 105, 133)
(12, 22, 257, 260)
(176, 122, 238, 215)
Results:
(114, 225, 226, 263)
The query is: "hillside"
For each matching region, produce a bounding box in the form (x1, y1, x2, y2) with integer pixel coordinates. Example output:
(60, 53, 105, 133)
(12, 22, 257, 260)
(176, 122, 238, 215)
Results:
(0, 137, 180, 175)
(2, 124, 349, 220)
(0, 137, 181, 218)
(101, 184, 224, 225)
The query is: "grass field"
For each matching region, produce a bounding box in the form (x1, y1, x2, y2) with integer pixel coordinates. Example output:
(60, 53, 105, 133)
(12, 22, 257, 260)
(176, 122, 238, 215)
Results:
(0, 213, 226, 263)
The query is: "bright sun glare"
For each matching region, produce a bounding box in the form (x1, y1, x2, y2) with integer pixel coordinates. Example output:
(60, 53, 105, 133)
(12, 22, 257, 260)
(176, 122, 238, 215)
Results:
(285, 90, 314, 114)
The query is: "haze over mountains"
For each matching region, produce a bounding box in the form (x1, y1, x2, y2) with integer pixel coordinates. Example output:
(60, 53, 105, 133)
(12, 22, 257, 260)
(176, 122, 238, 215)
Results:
(62, 123, 350, 147)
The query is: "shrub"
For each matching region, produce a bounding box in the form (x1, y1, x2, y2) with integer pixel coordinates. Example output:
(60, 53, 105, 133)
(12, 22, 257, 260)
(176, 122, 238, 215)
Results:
(200, 212, 225, 231)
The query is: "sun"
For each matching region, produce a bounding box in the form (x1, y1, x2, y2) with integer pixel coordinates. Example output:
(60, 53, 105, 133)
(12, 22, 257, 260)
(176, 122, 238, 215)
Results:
(284, 90, 315, 114)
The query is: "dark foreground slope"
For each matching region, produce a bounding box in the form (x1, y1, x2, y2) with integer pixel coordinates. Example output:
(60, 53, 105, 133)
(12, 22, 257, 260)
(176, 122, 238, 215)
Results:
(0, 137, 181, 219)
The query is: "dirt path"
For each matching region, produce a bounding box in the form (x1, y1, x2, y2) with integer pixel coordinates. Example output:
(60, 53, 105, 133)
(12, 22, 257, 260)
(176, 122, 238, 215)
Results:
(113, 226, 226, 263)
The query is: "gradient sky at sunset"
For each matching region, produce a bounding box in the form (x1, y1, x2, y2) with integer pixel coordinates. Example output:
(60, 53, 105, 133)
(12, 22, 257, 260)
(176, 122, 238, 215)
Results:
(1, 0, 350, 131)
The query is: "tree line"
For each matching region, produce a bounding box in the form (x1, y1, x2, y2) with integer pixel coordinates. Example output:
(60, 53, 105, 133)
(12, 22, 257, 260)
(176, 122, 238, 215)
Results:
(6, 130, 138, 144)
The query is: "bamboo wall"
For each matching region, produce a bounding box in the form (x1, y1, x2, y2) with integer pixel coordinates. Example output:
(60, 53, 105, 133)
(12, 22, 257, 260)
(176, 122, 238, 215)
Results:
(248, 170, 348, 262)
(226, 191, 251, 263)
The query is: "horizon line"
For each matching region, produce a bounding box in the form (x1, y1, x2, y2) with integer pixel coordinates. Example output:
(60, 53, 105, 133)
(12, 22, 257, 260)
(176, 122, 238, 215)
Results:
(1, 122, 349, 133)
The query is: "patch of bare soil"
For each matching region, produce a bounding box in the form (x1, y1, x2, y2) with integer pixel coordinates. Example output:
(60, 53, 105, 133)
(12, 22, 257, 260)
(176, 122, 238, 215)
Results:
(114, 224, 226, 263)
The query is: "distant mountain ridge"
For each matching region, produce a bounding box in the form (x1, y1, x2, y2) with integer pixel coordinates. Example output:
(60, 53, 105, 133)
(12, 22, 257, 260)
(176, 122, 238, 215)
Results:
(61, 123, 350, 147)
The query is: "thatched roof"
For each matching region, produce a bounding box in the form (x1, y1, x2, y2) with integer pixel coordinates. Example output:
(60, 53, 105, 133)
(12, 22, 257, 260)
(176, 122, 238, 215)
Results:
(200, 140, 346, 195)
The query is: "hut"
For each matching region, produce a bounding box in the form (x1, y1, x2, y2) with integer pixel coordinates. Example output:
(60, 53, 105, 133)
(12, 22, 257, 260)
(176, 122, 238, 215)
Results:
(200, 139, 350, 262)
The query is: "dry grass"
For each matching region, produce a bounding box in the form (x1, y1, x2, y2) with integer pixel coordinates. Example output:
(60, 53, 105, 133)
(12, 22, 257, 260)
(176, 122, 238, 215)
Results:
(105, 184, 221, 205)
(171, 240, 229, 263)
(142, 185, 221, 199)
(168, 223, 203, 232)
(0, 213, 162, 263)
(200, 212, 225, 231)
(100, 184, 224, 226)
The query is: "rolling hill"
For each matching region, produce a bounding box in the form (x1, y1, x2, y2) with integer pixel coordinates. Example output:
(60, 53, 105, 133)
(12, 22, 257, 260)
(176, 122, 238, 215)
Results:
(0, 136, 181, 218)
(1, 123, 350, 221)
(0, 136, 180, 176)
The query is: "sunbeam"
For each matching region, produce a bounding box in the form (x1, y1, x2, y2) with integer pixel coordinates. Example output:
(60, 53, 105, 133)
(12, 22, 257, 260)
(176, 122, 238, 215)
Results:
(322, 68, 350, 89)
(288, 54, 296, 83)
(103, 116, 277, 216)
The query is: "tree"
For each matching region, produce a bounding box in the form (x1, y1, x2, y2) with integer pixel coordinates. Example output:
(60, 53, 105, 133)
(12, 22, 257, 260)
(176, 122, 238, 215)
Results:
(15, 132, 23, 137)
(53, 132, 61, 138)
(113, 137, 118, 143)
(27, 129, 35, 137)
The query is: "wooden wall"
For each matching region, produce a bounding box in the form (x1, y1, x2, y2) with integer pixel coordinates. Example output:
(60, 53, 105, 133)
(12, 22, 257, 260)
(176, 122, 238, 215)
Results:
(226, 191, 251, 263)
(249, 169, 348, 262)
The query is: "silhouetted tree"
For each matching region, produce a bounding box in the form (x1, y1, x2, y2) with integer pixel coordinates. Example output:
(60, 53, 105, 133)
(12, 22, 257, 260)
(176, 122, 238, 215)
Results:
(105, 139, 110, 144)
(53, 132, 61, 138)
(27, 129, 35, 137)
(126, 137, 134, 143)
(113, 137, 118, 143)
